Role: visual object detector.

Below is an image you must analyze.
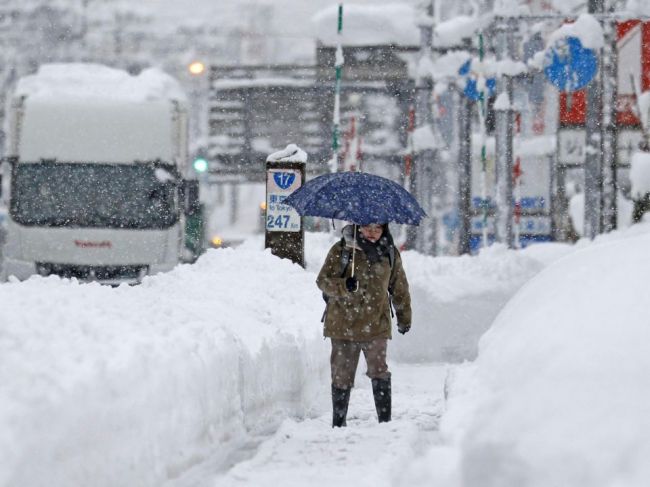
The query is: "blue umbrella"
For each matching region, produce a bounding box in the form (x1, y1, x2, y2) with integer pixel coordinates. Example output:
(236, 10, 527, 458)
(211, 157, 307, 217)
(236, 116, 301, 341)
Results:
(283, 171, 426, 225)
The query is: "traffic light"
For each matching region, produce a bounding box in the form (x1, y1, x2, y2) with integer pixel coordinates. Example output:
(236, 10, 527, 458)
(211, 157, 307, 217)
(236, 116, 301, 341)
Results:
(193, 157, 208, 173)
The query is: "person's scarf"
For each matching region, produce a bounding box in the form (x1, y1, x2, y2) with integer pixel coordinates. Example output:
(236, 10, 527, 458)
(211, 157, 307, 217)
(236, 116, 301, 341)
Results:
(356, 225, 395, 265)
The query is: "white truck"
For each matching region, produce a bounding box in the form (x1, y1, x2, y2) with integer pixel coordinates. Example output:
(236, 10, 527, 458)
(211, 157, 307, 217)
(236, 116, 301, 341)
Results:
(1, 64, 194, 284)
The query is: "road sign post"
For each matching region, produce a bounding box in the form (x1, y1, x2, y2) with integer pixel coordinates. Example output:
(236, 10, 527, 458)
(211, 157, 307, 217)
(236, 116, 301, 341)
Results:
(265, 145, 306, 267)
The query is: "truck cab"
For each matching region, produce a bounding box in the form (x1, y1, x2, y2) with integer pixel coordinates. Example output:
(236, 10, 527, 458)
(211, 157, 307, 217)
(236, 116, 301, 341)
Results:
(1, 64, 192, 284)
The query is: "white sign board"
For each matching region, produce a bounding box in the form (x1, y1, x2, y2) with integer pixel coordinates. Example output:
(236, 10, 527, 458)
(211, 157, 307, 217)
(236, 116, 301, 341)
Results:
(618, 129, 643, 165)
(558, 128, 643, 166)
(266, 169, 302, 232)
(471, 216, 551, 236)
(558, 128, 586, 165)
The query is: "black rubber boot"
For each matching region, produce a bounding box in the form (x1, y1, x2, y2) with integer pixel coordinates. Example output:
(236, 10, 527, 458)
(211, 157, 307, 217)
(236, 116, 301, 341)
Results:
(371, 378, 391, 423)
(332, 385, 351, 428)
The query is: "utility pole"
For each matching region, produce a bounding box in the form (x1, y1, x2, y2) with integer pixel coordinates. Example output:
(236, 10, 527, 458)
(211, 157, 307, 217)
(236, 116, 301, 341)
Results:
(457, 91, 473, 255)
(584, 0, 604, 239)
(601, 14, 618, 232)
(494, 16, 516, 247)
(331, 4, 344, 173)
(414, 0, 437, 255)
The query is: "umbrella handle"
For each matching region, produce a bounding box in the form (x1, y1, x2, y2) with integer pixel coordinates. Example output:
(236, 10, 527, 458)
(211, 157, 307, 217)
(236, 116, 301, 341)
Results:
(351, 224, 356, 278)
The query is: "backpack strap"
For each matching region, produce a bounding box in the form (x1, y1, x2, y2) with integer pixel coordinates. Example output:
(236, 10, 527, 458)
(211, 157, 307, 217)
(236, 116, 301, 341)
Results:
(387, 246, 396, 318)
(339, 238, 351, 277)
(387, 246, 396, 293)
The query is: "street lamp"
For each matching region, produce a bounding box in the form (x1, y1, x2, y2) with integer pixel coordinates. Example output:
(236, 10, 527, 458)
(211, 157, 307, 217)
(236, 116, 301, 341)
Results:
(188, 61, 205, 76)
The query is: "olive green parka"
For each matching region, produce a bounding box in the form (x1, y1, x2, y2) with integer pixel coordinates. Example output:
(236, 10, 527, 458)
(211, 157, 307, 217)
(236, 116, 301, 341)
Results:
(316, 226, 411, 340)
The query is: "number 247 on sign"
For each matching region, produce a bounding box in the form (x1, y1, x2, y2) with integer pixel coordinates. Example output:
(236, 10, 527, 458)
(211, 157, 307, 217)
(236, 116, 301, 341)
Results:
(267, 215, 290, 229)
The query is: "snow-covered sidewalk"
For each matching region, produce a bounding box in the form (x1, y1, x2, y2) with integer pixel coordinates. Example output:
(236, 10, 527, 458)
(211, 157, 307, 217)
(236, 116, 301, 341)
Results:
(207, 363, 448, 487)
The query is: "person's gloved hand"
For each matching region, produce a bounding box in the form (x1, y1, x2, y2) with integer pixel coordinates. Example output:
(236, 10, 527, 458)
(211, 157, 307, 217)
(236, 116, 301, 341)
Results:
(345, 277, 359, 292)
(397, 323, 410, 334)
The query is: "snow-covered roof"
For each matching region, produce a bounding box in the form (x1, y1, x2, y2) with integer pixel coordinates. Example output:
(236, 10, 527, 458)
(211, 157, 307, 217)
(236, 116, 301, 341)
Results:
(12, 64, 187, 163)
(14, 64, 187, 103)
(312, 4, 419, 47)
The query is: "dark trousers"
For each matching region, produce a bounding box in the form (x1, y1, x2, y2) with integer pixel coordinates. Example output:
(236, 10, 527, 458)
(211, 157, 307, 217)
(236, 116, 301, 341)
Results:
(330, 338, 390, 389)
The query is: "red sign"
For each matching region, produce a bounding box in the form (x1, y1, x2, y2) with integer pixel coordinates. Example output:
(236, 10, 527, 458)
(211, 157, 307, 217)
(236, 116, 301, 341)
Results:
(559, 20, 650, 127)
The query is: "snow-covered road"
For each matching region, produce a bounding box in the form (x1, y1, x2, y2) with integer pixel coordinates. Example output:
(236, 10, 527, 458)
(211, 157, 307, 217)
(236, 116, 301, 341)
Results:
(170, 363, 448, 487)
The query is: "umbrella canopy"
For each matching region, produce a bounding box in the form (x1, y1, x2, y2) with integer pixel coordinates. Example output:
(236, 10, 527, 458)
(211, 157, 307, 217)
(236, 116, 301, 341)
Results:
(283, 172, 426, 225)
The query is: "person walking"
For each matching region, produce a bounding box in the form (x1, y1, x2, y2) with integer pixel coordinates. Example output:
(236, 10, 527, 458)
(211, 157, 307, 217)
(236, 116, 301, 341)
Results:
(317, 222, 412, 427)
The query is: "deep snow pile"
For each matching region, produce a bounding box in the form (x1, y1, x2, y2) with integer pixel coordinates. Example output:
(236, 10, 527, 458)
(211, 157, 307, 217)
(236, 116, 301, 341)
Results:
(0, 229, 574, 487)
(392, 244, 556, 363)
(406, 222, 650, 487)
(0, 248, 328, 487)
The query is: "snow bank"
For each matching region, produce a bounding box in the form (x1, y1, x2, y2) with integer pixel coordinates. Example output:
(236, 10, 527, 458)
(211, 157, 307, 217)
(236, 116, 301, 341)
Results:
(410, 222, 650, 486)
(0, 249, 328, 487)
(569, 192, 635, 236)
(312, 4, 418, 47)
(392, 244, 548, 363)
(0, 225, 591, 486)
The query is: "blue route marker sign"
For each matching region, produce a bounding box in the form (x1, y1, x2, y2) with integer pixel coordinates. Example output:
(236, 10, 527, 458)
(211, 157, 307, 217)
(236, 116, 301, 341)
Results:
(543, 36, 598, 92)
(458, 59, 496, 101)
(273, 171, 296, 190)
